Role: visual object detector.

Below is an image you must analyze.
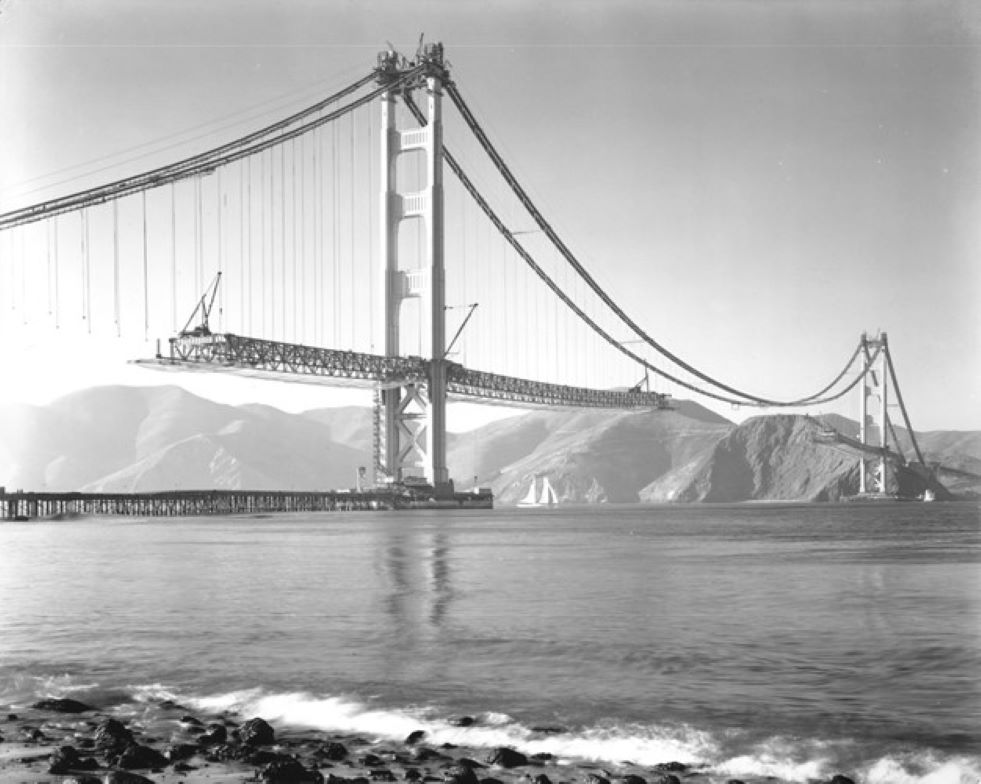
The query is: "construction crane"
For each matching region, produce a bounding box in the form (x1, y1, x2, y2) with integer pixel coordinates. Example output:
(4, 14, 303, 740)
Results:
(179, 272, 222, 337)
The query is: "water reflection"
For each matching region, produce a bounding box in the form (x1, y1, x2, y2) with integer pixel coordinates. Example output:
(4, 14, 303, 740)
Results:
(431, 531, 451, 627)
(376, 522, 454, 662)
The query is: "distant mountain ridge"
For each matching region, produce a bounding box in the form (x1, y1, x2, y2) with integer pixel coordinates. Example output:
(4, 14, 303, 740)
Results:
(0, 385, 977, 502)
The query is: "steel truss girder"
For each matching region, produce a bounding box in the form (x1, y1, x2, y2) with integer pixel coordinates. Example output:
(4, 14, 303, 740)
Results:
(157, 333, 670, 410)
(167, 333, 427, 384)
(445, 365, 670, 409)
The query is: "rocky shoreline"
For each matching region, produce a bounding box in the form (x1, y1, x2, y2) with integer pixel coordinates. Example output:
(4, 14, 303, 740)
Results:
(0, 698, 859, 784)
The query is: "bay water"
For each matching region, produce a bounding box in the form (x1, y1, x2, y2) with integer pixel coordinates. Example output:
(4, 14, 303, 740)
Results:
(1, 502, 978, 783)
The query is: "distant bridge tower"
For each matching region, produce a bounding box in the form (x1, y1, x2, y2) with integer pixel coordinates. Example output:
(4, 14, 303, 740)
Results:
(858, 332, 890, 495)
(375, 43, 450, 493)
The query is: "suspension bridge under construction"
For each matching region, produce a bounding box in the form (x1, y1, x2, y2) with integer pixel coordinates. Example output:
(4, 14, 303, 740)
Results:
(0, 42, 956, 512)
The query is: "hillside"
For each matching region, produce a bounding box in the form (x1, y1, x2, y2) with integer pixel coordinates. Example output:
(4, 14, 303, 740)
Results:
(1, 386, 976, 502)
(451, 405, 732, 504)
(0, 386, 366, 492)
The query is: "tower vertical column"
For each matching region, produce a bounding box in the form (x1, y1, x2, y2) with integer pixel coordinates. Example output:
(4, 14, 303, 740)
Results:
(373, 44, 450, 493)
(378, 85, 400, 481)
(879, 332, 890, 495)
(425, 71, 449, 489)
(859, 333, 869, 494)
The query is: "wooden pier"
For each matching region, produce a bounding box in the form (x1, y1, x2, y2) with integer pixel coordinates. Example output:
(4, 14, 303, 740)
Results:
(0, 488, 396, 519)
(0, 486, 493, 519)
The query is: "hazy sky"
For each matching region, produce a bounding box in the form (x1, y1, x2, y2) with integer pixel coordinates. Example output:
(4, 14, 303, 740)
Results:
(0, 0, 978, 430)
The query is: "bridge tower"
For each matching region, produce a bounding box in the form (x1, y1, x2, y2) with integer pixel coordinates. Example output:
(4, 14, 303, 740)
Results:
(374, 43, 451, 493)
(858, 331, 890, 495)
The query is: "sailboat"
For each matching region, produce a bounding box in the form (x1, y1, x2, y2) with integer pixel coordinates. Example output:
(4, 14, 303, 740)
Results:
(517, 476, 558, 508)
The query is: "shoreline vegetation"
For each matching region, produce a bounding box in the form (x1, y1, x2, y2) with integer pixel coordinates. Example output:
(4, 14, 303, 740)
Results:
(0, 698, 860, 784)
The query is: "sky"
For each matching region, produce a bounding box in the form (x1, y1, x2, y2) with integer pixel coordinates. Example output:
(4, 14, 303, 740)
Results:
(0, 0, 979, 431)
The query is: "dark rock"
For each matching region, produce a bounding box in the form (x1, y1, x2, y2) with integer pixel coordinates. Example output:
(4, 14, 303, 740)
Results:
(203, 743, 244, 763)
(32, 698, 94, 714)
(404, 769, 422, 781)
(49, 745, 99, 774)
(530, 753, 553, 762)
(621, 776, 646, 784)
(256, 750, 295, 766)
(585, 775, 610, 784)
(259, 759, 325, 784)
(530, 727, 566, 735)
(179, 715, 202, 726)
(24, 727, 48, 742)
(164, 744, 198, 763)
(103, 772, 157, 784)
(184, 725, 206, 735)
(370, 771, 396, 782)
(319, 741, 349, 761)
(412, 747, 446, 762)
(94, 719, 134, 751)
(197, 723, 227, 746)
(451, 717, 475, 727)
(478, 779, 504, 784)
(486, 748, 528, 769)
(241, 717, 276, 746)
(456, 758, 484, 770)
(531, 775, 552, 784)
(444, 763, 480, 784)
(62, 776, 101, 784)
(828, 777, 856, 784)
(652, 763, 687, 773)
(441, 743, 458, 750)
(78, 738, 96, 749)
(360, 753, 384, 767)
(114, 744, 168, 770)
(173, 762, 196, 773)
(7, 713, 18, 720)
(405, 730, 426, 745)
(649, 776, 679, 784)
(724, 780, 747, 784)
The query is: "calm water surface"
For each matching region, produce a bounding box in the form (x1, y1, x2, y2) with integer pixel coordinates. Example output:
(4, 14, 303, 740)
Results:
(1, 503, 978, 783)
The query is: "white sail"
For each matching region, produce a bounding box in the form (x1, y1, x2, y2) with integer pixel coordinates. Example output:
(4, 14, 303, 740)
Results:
(539, 477, 557, 506)
(518, 479, 539, 507)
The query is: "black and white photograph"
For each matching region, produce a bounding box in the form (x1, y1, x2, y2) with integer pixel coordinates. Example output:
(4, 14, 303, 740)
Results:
(1, 2, 978, 784)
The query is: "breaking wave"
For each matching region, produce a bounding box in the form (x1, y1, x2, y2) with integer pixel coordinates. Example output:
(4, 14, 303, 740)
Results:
(180, 687, 980, 784)
(4, 676, 979, 784)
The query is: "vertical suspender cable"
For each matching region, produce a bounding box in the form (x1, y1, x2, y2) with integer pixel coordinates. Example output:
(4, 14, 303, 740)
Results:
(195, 176, 203, 297)
(281, 143, 287, 340)
(332, 123, 339, 344)
(46, 220, 53, 316)
(291, 138, 298, 340)
(217, 167, 223, 332)
(53, 216, 60, 328)
(268, 148, 274, 337)
(142, 191, 149, 340)
(113, 198, 121, 335)
(247, 157, 254, 335)
(171, 183, 177, 329)
(260, 151, 266, 336)
(350, 111, 356, 348)
(83, 208, 91, 332)
(300, 135, 306, 341)
(239, 160, 245, 333)
(368, 105, 374, 353)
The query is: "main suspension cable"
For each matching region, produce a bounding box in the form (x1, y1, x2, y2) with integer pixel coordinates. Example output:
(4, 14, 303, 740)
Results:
(405, 90, 866, 408)
(444, 79, 860, 407)
(884, 344, 926, 466)
(0, 69, 422, 231)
